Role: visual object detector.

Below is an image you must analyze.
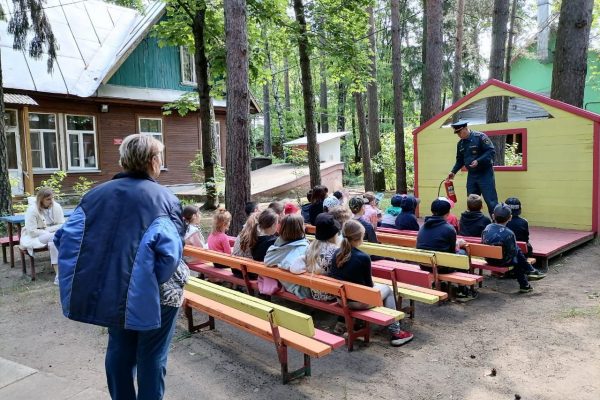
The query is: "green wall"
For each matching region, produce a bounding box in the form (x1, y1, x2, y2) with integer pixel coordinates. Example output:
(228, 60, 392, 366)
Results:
(108, 36, 195, 92)
(511, 52, 600, 114)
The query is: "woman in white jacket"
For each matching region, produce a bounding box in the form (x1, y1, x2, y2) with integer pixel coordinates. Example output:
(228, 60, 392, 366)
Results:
(20, 188, 65, 284)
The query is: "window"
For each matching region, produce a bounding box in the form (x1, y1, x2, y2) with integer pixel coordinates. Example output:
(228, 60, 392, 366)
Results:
(66, 115, 98, 170)
(486, 128, 527, 171)
(180, 46, 196, 85)
(214, 121, 221, 165)
(29, 113, 59, 170)
(4, 110, 19, 170)
(139, 117, 165, 167)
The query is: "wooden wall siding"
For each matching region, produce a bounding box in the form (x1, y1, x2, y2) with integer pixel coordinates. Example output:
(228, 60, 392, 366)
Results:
(107, 36, 195, 92)
(21, 94, 228, 191)
(415, 85, 595, 231)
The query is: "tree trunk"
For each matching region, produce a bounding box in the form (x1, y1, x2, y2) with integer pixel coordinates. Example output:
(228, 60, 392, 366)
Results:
(224, 0, 251, 236)
(355, 92, 374, 192)
(337, 81, 347, 132)
(262, 83, 272, 156)
(319, 60, 329, 133)
(551, 0, 594, 108)
(265, 35, 285, 156)
(283, 56, 291, 111)
(293, 0, 320, 188)
(452, 0, 465, 105)
(367, 6, 385, 191)
(419, 0, 427, 125)
(502, 0, 518, 122)
(193, 8, 218, 209)
(421, 0, 443, 123)
(391, 0, 407, 194)
(352, 110, 359, 168)
(486, 0, 509, 166)
(0, 51, 13, 216)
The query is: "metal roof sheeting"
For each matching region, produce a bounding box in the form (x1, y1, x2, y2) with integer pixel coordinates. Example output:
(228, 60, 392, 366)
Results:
(3, 94, 38, 105)
(0, 0, 165, 97)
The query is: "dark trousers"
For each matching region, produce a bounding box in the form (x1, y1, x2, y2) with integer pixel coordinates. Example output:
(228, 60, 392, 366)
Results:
(510, 249, 533, 289)
(467, 169, 498, 216)
(105, 305, 179, 400)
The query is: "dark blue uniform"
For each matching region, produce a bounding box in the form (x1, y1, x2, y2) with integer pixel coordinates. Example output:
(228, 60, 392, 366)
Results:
(451, 131, 499, 215)
(482, 223, 532, 289)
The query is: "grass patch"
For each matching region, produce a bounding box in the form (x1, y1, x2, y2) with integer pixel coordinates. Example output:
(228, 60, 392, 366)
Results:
(560, 306, 600, 318)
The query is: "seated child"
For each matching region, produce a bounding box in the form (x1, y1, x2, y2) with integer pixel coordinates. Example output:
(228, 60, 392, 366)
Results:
(301, 190, 312, 223)
(459, 194, 491, 237)
(381, 194, 403, 229)
(394, 195, 420, 231)
(505, 197, 533, 257)
(284, 202, 300, 215)
(333, 190, 344, 203)
(264, 214, 311, 298)
(268, 201, 284, 218)
(323, 195, 341, 212)
(363, 192, 380, 228)
(207, 208, 232, 268)
(182, 205, 206, 248)
(441, 197, 459, 232)
(297, 213, 341, 301)
(348, 196, 378, 243)
(329, 220, 414, 346)
(482, 204, 546, 293)
(308, 185, 328, 225)
(233, 209, 279, 279)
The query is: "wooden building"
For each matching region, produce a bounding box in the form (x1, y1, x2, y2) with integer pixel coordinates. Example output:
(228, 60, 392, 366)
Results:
(1, 0, 256, 196)
(413, 79, 600, 232)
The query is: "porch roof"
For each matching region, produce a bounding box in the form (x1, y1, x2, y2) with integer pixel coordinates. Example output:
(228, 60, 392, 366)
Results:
(3, 94, 38, 106)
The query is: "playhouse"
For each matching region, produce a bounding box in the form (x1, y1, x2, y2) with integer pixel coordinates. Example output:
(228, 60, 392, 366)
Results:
(413, 79, 600, 233)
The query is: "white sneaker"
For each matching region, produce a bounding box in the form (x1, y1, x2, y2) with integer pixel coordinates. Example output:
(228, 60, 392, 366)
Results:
(54, 275, 59, 286)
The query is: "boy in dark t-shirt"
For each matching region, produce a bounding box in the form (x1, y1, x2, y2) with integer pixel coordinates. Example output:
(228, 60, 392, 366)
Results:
(505, 197, 533, 257)
(459, 194, 491, 237)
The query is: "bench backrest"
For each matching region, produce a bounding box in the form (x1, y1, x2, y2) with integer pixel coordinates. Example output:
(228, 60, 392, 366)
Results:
(184, 246, 383, 306)
(186, 277, 316, 336)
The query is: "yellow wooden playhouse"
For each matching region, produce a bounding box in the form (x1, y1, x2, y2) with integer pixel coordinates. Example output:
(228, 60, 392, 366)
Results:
(413, 79, 600, 232)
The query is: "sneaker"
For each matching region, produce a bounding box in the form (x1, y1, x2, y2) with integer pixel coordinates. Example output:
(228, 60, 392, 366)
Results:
(390, 330, 414, 346)
(519, 285, 533, 293)
(333, 321, 346, 335)
(53, 275, 59, 286)
(527, 270, 546, 281)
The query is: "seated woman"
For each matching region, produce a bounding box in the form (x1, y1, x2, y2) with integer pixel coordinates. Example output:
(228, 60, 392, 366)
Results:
(264, 214, 311, 298)
(20, 187, 65, 284)
(298, 213, 341, 301)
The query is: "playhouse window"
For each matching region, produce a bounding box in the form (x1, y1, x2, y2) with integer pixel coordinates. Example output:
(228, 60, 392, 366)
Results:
(485, 129, 527, 171)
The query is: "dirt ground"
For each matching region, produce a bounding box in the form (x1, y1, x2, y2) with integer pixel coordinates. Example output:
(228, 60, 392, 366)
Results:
(1, 240, 600, 400)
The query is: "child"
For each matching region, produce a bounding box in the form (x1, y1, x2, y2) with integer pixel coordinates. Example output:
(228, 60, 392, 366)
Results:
(394, 195, 420, 231)
(300, 213, 341, 301)
(459, 194, 491, 237)
(381, 194, 403, 229)
(329, 220, 414, 346)
(264, 214, 311, 298)
(207, 208, 232, 268)
(323, 195, 341, 212)
(328, 205, 352, 228)
(308, 185, 328, 225)
(301, 190, 313, 223)
(284, 202, 300, 215)
(363, 192, 380, 228)
(348, 196, 378, 243)
(482, 204, 546, 293)
(505, 197, 533, 257)
(416, 199, 473, 298)
(268, 201, 284, 218)
(234, 209, 279, 279)
(442, 197, 459, 232)
(182, 205, 206, 248)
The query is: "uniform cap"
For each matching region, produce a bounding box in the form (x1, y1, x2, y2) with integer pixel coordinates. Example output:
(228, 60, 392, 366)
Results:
(450, 120, 468, 131)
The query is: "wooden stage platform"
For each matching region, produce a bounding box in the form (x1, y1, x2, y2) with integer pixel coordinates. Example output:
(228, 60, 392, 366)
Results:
(529, 227, 595, 268)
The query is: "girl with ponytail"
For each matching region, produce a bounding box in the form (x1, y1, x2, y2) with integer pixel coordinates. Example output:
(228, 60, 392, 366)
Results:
(330, 220, 414, 347)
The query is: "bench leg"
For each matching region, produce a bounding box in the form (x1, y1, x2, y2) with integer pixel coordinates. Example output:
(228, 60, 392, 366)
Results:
(185, 304, 214, 333)
(271, 321, 311, 384)
(478, 268, 483, 288)
(21, 250, 27, 276)
(30, 256, 36, 281)
(2, 244, 6, 263)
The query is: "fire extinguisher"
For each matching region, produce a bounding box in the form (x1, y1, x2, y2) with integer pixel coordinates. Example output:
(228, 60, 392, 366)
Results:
(438, 179, 458, 203)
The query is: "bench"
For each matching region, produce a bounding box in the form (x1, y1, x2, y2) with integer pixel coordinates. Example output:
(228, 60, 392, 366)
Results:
(184, 246, 404, 351)
(19, 245, 49, 281)
(183, 277, 344, 383)
(0, 235, 20, 264)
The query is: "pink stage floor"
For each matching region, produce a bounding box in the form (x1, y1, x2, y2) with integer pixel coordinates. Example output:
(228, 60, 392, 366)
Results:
(529, 227, 595, 267)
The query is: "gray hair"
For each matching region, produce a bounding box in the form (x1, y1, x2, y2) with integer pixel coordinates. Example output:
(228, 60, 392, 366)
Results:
(119, 134, 164, 173)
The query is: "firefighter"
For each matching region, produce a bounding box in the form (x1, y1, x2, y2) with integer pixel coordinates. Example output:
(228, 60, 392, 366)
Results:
(447, 121, 498, 216)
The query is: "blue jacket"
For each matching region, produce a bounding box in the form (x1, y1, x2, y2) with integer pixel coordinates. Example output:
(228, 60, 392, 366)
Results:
(54, 172, 184, 331)
(395, 195, 420, 231)
(481, 223, 517, 266)
(451, 130, 495, 175)
(416, 216, 456, 254)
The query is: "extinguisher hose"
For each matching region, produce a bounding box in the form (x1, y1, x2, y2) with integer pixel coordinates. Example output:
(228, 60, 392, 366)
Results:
(437, 179, 445, 198)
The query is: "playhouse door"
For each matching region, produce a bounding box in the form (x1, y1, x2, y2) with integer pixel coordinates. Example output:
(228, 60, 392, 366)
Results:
(5, 110, 24, 196)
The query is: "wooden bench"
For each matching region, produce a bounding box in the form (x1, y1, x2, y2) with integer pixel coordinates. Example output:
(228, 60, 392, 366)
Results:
(0, 235, 20, 264)
(184, 277, 344, 383)
(19, 245, 49, 281)
(184, 246, 404, 351)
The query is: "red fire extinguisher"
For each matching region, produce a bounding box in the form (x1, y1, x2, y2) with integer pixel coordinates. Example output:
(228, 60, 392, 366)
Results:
(438, 179, 458, 203)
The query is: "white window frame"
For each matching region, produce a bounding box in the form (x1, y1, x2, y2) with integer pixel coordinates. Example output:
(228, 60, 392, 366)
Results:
(138, 117, 165, 168)
(5, 109, 21, 172)
(30, 112, 60, 172)
(65, 114, 99, 171)
(180, 46, 197, 86)
(214, 121, 221, 165)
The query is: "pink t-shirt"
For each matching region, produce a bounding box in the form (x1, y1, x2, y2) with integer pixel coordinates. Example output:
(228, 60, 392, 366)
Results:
(207, 231, 232, 255)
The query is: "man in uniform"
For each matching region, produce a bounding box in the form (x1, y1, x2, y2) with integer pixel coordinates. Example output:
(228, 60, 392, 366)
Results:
(447, 121, 498, 216)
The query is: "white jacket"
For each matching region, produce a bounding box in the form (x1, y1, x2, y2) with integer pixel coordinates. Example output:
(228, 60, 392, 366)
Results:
(20, 200, 65, 250)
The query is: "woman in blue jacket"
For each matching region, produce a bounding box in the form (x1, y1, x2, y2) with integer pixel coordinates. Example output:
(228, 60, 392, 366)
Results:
(54, 134, 185, 400)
